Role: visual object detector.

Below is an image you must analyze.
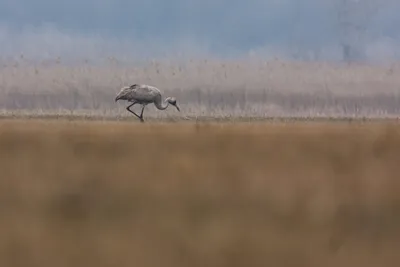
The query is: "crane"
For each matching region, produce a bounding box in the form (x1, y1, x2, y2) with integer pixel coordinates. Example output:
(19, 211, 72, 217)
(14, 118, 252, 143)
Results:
(115, 84, 180, 122)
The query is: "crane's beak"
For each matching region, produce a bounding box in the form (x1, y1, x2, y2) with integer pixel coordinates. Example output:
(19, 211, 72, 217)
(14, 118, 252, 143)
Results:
(115, 96, 120, 102)
(175, 104, 180, 112)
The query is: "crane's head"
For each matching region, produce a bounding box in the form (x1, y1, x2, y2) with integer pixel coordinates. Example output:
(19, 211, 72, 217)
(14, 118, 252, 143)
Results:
(167, 97, 180, 111)
(115, 86, 131, 102)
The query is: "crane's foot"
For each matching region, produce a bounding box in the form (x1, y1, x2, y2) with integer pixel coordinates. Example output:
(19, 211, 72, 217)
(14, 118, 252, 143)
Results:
(139, 118, 144, 123)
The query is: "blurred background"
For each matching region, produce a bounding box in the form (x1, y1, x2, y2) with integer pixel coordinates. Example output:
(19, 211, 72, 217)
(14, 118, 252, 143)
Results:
(0, 0, 399, 63)
(1, 0, 400, 119)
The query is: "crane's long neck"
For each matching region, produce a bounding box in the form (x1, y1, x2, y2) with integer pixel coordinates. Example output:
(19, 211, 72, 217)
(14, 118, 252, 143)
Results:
(154, 97, 170, 110)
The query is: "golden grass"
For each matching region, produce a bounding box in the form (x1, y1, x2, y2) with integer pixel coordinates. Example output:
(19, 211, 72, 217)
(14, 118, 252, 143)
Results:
(1, 119, 400, 267)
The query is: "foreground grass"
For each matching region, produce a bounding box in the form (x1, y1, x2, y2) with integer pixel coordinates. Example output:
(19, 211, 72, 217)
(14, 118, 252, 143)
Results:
(0, 120, 400, 267)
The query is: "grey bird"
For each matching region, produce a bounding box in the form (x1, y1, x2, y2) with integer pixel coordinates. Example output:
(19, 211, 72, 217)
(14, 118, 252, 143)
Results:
(115, 84, 180, 122)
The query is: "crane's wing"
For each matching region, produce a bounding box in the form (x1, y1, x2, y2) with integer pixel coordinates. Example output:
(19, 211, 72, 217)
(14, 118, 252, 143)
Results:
(131, 84, 162, 102)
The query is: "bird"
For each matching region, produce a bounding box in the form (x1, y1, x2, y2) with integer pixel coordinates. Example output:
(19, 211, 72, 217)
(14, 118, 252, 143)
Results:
(115, 84, 180, 122)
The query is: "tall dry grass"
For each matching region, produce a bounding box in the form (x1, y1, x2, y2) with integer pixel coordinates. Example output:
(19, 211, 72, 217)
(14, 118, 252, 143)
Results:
(1, 58, 400, 118)
(0, 119, 400, 266)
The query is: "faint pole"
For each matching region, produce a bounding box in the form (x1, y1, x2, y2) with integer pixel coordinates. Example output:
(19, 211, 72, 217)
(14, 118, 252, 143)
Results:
(196, 88, 201, 106)
(332, 0, 389, 63)
(207, 89, 211, 109)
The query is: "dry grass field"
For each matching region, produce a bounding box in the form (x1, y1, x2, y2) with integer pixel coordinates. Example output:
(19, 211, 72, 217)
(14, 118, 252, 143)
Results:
(1, 58, 400, 119)
(1, 119, 400, 267)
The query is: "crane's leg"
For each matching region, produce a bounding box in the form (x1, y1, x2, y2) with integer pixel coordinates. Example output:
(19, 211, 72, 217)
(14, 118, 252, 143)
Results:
(138, 105, 146, 122)
(126, 102, 143, 121)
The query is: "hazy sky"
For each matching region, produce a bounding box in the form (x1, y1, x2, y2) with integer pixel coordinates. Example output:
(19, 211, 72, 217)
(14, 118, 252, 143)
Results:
(0, 0, 399, 62)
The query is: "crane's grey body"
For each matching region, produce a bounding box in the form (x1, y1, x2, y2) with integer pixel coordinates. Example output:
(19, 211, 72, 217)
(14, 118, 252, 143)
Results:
(115, 84, 180, 122)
